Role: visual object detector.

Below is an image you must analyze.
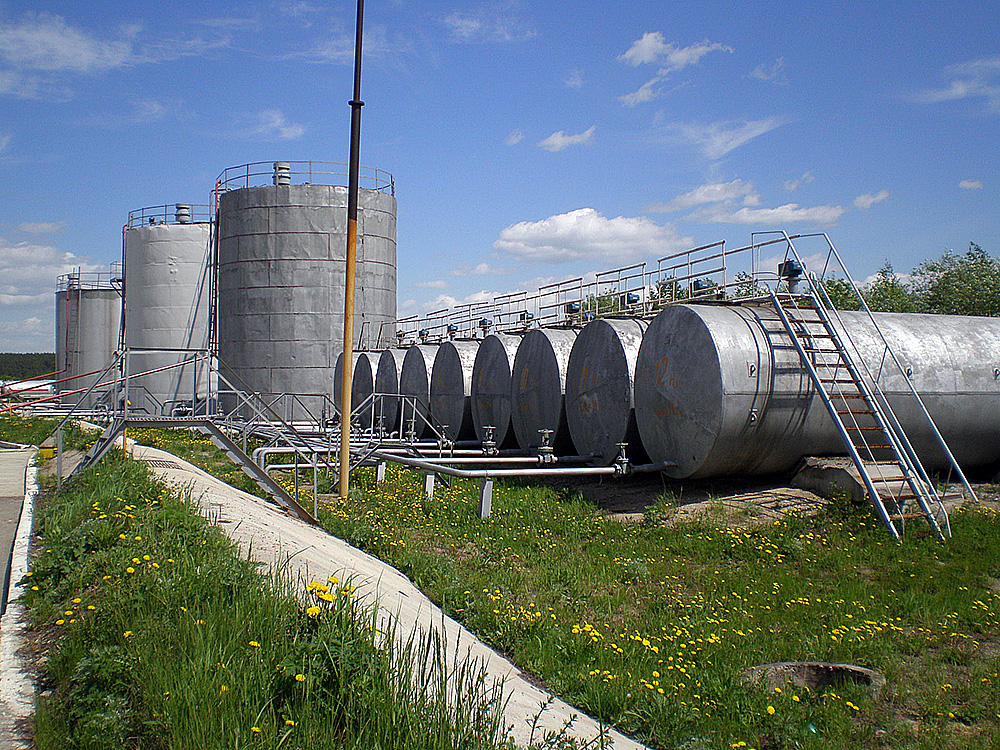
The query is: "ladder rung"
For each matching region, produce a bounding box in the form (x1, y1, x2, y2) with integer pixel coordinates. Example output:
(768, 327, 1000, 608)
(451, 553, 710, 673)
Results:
(836, 409, 875, 415)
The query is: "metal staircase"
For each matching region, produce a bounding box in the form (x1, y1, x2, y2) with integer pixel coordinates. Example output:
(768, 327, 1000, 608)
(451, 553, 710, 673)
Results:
(761, 231, 977, 540)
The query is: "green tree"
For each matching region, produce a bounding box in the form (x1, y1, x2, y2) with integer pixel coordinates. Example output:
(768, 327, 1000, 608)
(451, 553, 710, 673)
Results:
(911, 243, 1000, 316)
(821, 276, 859, 310)
(864, 262, 916, 312)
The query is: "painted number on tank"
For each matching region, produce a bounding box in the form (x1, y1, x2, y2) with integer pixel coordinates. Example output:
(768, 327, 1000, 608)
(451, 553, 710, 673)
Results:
(655, 357, 669, 387)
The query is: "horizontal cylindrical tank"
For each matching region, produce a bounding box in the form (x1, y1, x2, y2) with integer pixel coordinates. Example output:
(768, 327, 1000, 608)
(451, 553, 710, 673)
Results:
(55, 272, 122, 409)
(124, 208, 211, 416)
(510, 328, 578, 454)
(352, 351, 381, 430)
(399, 345, 439, 438)
(471, 333, 522, 447)
(565, 318, 650, 465)
(217, 163, 396, 421)
(429, 340, 481, 442)
(634, 304, 1000, 479)
(375, 348, 407, 434)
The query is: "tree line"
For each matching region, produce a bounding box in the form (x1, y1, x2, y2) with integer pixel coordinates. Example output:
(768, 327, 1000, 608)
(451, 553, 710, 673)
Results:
(824, 243, 1000, 316)
(0, 352, 56, 381)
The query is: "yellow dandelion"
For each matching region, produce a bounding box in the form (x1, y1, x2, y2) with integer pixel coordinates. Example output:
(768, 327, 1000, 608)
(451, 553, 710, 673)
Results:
(766, 705, 775, 715)
(285, 719, 296, 726)
(295, 673, 306, 682)
(123, 630, 133, 637)
(251, 726, 261, 734)
(55, 619, 65, 625)
(306, 605, 321, 617)
(249, 640, 260, 647)
(126, 567, 135, 574)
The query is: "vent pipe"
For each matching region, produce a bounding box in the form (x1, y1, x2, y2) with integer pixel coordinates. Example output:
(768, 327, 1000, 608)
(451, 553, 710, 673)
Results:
(273, 162, 291, 185)
(174, 203, 192, 224)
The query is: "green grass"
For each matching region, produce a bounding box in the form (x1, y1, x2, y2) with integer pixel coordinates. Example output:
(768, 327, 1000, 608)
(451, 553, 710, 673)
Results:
(20, 452, 510, 749)
(33, 424, 1000, 749)
(0, 414, 97, 451)
(316, 466, 1000, 750)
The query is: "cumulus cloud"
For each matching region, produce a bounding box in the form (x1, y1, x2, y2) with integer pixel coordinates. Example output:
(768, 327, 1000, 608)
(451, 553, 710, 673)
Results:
(853, 190, 890, 209)
(750, 57, 787, 84)
(443, 6, 535, 43)
(565, 69, 583, 89)
(504, 129, 524, 146)
(416, 279, 448, 289)
(246, 109, 305, 140)
(959, 179, 984, 190)
(912, 55, 1000, 112)
(538, 125, 595, 152)
(687, 203, 845, 225)
(493, 207, 692, 264)
(618, 34, 732, 106)
(419, 290, 497, 313)
(648, 179, 761, 212)
(0, 132, 9, 153)
(784, 170, 815, 191)
(17, 221, 65, 235)
(668, 117, 786, 159)
(450, 263, 508, 276)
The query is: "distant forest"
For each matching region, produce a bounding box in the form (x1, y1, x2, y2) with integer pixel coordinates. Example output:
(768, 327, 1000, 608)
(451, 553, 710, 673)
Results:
(0, 353, 56, 380)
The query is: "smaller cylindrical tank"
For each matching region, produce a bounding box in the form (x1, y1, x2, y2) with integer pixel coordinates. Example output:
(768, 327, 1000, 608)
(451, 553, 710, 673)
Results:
(471, 333, 522, 446)
(55, 270, 122, 409)
(429, 340, 481, 442)
(510, 327, 578, 454)
(565, 318, 650, 465)
(352, 351, 381, 430)
(399, 345, 439, 438)
(333, 351, 350, 415)
(375, 348, 407, 434)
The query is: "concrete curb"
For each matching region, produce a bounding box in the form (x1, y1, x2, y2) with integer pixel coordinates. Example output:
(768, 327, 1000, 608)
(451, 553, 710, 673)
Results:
(133, 442, 648, 749)
(0, 449, 37, 750)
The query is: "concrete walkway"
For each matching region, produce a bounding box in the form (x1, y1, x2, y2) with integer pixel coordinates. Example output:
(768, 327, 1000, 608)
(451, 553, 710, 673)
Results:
(0, 447, 36, 750)
(130, 441, 647, 749)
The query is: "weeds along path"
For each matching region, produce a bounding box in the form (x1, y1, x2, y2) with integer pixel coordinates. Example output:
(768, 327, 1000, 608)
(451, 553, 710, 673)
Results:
(127, 440, 647, 750)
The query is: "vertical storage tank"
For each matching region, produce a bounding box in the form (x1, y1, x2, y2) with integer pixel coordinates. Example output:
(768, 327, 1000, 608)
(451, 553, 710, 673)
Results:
(124, 204, 212, 415)
(216, 161, 396, 421)
(55, 268, 122, 409)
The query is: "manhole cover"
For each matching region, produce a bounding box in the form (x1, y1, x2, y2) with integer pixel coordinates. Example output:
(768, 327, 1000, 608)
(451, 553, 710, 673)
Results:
(144, 459, 182, 469)
(742, 661, 885, 695)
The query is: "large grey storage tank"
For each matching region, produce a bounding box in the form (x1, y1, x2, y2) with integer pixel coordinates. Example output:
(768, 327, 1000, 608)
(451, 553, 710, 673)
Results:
(123, 204, 211, 416)
(375, 348, 407, 434)
(429, 340, 481, 442)
(565, 318, 649, 465)
(334, 350, 381, 430)
(470, 333, 522, 446)
(55, 269, 122, 409)
(216, 161, 396, 421)
(399, 345, 439, 438)
(634, 303, 1000, 479)
(510, 328, 578, 454)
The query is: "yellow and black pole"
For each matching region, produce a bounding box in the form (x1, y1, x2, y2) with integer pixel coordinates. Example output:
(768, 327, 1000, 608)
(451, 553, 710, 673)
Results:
(339, 0, 365, 501)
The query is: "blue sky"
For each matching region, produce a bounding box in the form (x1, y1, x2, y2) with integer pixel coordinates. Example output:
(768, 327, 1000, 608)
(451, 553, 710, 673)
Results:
(0, 0, 997, 351)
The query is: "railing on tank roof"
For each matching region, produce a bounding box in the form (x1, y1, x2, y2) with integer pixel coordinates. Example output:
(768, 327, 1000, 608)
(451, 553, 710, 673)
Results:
(56, 264, 123, 292)
(126, 204, 213, 228)
(387, 233, 803, 342)
(214, 160, 394, 195)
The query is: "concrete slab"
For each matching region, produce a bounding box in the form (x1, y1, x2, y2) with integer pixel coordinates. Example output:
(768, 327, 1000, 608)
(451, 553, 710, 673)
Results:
(0, 447, 36, 750)
(130, 441, 647, 749)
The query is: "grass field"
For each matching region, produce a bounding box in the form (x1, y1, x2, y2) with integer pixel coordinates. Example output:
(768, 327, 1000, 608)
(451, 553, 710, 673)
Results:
(19, 422, 1000, 749)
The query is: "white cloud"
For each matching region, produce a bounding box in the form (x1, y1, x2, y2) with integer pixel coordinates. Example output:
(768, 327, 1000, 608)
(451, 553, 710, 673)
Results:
(416, 279, 448, 289)
(504, 129, 524, 146)
(687, 202, 845, 225)
(538, 125, 595, 152)
(493, 207, 692, 264)
(959, 179, 984, 190)
(420, 290, 497, 313)
(443, 6, 535, 43)
(784, 170, 815, 191)
(913, 55, 1000, 112)
(620, 78, 661, 107)
(0, 13, 133, 73)
(0, 132, 9, 152)
(17, 221, 65, 235)
(566, 69, 583, 89)
(450, 263, 508, 276)
(750, 57, 787, 84)
(648, 179, 761, 212)
(305, 25, 398, 64)
(668, 117, 786, 159)
(619, 33, 732, 71)
(247, 109, 305, 140)
(853, 190, 890, 209)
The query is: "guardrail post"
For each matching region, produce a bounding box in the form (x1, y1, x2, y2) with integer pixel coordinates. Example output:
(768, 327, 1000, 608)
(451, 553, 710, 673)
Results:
(423, 472, 435, 500)
(478, 478, 493, 519)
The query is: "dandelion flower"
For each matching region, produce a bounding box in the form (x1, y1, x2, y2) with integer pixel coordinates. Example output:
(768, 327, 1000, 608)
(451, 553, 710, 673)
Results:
(126, 567, 135, 574)
(123, 631, 133, 637)
(55, 619, 65, 625)
(306, 606, 321, 617)
(249, 640, 260, 647)
(285, 719, 296, 726)
(295, 673, 306, 682)
(767, 705, 775, 715)
(251, 726, 261, 734)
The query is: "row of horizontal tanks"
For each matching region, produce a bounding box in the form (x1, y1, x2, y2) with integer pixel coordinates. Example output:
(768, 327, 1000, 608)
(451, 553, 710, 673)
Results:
(55, 163, 397, 417)
(344, 305, 1000, 479)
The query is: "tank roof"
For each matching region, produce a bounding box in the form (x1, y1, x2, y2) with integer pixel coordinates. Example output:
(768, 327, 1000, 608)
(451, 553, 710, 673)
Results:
(215, 160, 394, 195)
